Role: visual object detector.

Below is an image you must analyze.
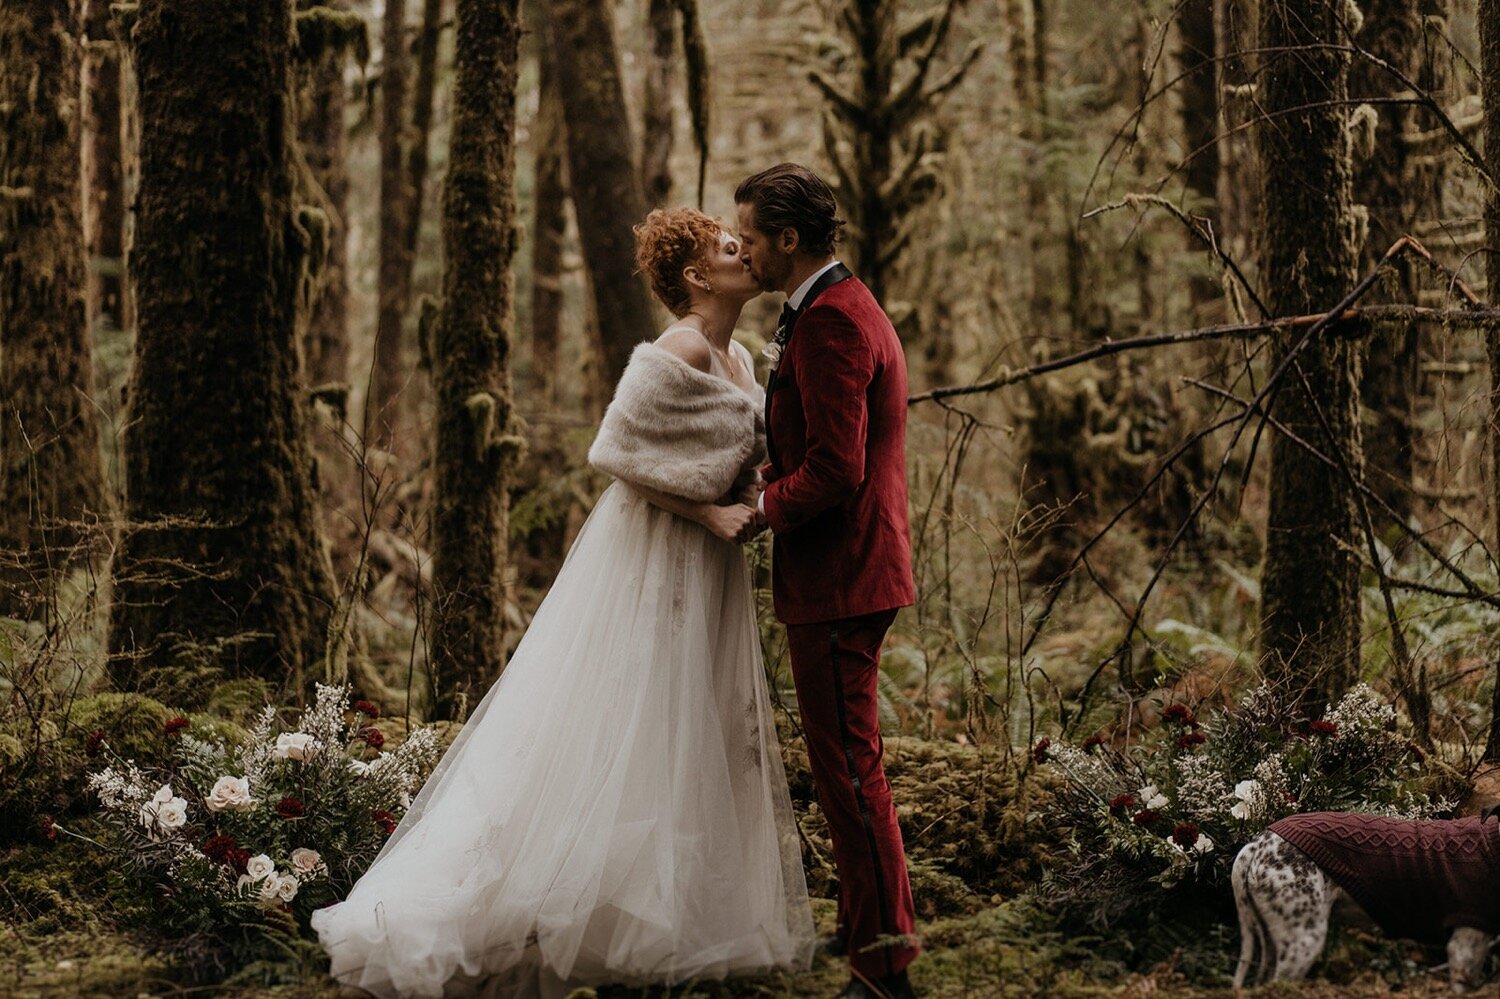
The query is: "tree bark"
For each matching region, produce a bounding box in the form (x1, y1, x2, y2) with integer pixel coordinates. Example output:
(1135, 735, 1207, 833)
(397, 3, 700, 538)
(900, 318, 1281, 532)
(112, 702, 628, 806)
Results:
(108, 0, 335, 706)
(1353, 0, 1421, 521)
(297, 0, 354, 389)
(1255, 0, 1364, 712)
(82, 0, 129, 336)
(1479, 0, 1500, 759)
(1178, 0, 1221, 314)
(0, 0, 108, 610)
(429, 0, 522, 720)
(640, 0, 675, 207)
(530, 25, 565, 408)
(402, 0, 444, 295)
(367, 0, 412, 447)
(543, 0, 656, 389)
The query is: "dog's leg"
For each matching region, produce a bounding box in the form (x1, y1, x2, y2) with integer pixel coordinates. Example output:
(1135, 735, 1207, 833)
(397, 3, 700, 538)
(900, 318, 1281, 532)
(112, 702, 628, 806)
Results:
(1233, 832, 1338, 983)
(1446, 927, 1490, 993)
(1231, 836, 1267, 989)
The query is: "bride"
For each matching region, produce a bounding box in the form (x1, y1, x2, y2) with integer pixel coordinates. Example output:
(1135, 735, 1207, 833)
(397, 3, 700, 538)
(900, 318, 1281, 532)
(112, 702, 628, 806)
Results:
(311, 207, 816, 997)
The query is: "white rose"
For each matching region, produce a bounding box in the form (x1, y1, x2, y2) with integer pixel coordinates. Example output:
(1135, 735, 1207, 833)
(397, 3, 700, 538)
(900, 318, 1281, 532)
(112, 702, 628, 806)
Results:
(152, 783, 175, 804)
(289, 848, 321, 875)
(155, 797, 188, 831)
(275, 873, 299, 902)
(245, 854, 275, 881)
(257, 872, 283, 905)
(347, 758, 370, 777)
(1194, 833, 1215, 855)
(274, 732, 319, 761)
(205, 775, 253, 812)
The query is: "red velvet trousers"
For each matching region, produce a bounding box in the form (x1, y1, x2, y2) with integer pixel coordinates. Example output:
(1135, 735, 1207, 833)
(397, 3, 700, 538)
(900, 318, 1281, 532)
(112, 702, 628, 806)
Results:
(787, 608, 918, 979)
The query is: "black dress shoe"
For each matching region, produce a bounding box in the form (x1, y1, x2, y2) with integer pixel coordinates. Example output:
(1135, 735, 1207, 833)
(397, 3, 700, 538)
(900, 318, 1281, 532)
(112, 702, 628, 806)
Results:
(818, 932, 848, 957)
(834, 969, 917, 999)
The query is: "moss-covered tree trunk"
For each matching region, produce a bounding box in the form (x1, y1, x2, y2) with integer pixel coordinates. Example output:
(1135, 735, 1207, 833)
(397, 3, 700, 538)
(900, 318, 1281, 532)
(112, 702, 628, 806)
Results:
(640, 0, 676, 207)
(108, 0, 335, 705)
(1178, 0, 1221, 315)
(402, 0, 444, 298)
(429, 0, 522, 720)
(530, 25, 565, 407)
(367, 0, 412, 446)
(0, 0, 108, 610)
(1479, 0, 1500, 759)
(543, 0, 655, 388)
(296, 0, 356, 389)
(82, 0, 129, 336)
(1255, 0, 1363, 711)
(1353, 0, 1421, 521)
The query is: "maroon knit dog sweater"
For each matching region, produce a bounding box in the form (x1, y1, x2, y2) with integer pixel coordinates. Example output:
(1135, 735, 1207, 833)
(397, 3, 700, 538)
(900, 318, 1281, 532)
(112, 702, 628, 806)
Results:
(1268, 812, 1500, 945)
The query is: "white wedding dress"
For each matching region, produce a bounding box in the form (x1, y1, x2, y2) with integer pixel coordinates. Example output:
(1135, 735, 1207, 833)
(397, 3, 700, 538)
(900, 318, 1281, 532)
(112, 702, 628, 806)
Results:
(312, 341, 814, 998)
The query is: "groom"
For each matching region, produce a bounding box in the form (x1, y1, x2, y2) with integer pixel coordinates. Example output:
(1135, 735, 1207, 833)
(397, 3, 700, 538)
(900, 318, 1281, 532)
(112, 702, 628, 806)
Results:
(736, 163, 919, 999)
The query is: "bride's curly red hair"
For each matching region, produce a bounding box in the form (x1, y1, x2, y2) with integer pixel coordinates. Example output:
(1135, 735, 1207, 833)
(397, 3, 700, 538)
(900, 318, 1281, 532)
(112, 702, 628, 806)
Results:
(633, 208, 724, 318)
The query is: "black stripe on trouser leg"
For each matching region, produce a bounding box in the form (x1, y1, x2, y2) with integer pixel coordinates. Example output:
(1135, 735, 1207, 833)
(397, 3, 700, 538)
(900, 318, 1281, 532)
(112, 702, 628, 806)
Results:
(828, 624, 896, 978)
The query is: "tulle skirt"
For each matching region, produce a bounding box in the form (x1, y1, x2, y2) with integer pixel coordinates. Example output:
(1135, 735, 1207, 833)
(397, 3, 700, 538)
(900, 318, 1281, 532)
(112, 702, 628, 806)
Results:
(311, 482, 815, 997)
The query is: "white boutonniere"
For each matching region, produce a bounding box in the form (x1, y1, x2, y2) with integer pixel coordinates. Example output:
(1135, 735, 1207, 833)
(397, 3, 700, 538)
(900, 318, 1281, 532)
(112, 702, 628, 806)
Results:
(761, 340, 784, 367)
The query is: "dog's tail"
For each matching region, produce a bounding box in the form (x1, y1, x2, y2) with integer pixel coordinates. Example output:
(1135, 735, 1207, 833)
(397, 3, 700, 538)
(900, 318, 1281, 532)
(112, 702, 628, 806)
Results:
(1231, 838, 1269, 990)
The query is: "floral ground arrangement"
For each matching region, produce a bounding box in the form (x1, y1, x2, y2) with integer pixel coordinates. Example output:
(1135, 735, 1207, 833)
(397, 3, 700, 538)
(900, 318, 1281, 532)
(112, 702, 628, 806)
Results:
(0, 674, 1483, 998)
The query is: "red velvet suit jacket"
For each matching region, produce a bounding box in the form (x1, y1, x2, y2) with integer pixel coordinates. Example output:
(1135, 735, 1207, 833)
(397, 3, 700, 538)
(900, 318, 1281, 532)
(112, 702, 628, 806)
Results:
(762, 276, 915, 625)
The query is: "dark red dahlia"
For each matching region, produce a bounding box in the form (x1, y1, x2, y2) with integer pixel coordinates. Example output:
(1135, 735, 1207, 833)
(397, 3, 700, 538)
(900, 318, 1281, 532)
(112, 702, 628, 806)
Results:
(362, 728, 386, 750)
(202, 834, 238, 865)
(228, 848, 251, 874)
(1161, 704, 1196, 726)
(276, 796, 306, 819)
(84, 729, 106, 758)
(1174, 730, 1207, 750)
(164, 717, 190, 737)
(1132, 809, 1160, 826)
(1309, 720, 1338, 737)
(352, 699, 381, 720)
(1108, 793, 1136, 816)
(1081, 734, 1105, 752)
(38, 815, 57, 844)
(1032, 737, 1051, 764)
(373, 809, 398, 835)
(1171, 821, 1200, 848)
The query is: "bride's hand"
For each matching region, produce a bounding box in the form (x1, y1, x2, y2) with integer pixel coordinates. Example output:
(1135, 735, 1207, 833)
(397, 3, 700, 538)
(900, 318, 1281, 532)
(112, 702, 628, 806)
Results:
(702, 503, 757, 543)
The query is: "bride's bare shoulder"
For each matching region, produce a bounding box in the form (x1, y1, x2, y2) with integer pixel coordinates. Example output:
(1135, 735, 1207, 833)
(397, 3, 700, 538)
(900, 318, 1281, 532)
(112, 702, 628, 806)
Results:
(654, 325, 712, 373)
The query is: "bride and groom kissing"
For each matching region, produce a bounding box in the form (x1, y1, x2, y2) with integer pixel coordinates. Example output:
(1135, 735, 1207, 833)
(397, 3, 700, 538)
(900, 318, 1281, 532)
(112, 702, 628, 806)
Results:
(312, 163, 920, 999)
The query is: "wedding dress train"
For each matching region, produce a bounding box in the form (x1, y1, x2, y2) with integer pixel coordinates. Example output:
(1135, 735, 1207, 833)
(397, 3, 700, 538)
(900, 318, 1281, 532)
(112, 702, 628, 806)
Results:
(312, 343, 814, 997)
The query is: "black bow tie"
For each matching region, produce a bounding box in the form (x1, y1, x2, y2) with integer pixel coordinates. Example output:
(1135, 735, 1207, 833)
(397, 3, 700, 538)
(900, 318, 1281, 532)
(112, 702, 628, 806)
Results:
(775, 303, 797, 342)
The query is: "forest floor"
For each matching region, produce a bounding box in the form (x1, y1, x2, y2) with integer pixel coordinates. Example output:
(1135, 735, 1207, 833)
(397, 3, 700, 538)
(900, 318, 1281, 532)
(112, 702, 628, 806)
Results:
(0, 874, 1474, 999)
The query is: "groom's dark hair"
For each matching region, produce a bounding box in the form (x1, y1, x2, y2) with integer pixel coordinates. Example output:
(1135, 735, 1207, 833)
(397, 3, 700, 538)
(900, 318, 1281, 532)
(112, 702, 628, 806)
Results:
(734, 163, 845, 257)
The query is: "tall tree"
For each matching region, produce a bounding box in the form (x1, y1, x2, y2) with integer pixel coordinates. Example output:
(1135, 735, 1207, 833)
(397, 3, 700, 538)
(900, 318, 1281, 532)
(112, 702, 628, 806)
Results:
(543, 0, 657, 388)
(367, 0, 413, 447)
(811, 0, 980, 307)
(82, 0, 130, 336)
(429, 0, 522, 719)
(1479, 0, 1500, 759)
(530, 24, 565, 407)
(640, 0, 676, 207)
(0, 0, 108, 607)
(109, 0, 335, 704)
(1256, 0, 1364, 710)
(295, 0, 366, 389)
(1352, 0, 1422, 520)
(1177, 0, 1221, 315)
(401, 0, 445, 303)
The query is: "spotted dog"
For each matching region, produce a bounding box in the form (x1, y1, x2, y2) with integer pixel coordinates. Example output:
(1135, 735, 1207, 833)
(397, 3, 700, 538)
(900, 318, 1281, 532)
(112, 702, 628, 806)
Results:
(1232, 813, 1499, 993)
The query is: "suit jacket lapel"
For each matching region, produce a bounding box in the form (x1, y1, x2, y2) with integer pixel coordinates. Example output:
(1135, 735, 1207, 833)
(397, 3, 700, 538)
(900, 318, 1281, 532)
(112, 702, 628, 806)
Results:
(764, 263, 853, 473)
